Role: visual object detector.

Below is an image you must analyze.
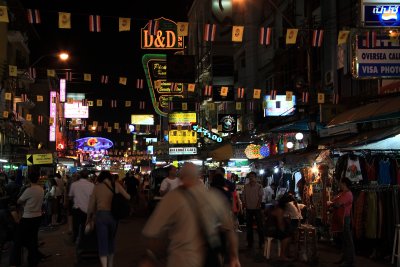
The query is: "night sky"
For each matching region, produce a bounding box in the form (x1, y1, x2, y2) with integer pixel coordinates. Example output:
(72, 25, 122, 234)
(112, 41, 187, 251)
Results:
(19, 0, 193, 129)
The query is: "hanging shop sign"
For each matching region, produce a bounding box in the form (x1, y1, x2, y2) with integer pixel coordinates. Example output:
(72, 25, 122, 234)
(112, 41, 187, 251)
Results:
(75, 137, 114, 151)
(168, 130, 197, 144)
(141, 17, 184, 50)
(169, 112, 197, 125)
(192, 124, 223, 143)
(142, 54, 184, 116)
(218, 114, 237, 133)
(362, 3, 400, 27)
(169, 147, 197, 155)
(353, 35, 400, 78)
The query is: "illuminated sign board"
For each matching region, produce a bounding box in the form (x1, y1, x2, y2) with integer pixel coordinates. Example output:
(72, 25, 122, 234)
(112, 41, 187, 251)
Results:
(141, 17, 184, 50)
(168, 130, 197, 144)
(263, 95, 296, 117)
(64, 101, 89, 118)
(142, 54, 184, 116)
(75, 137, 113, 151)
(218, 114, 237, 133)
(60, 79, 66, 102)
(354, 35, 400, 78)
(362, 4, 400, 27)
(131, 114, 155, 125)
(169, 112, 197, 125)
(169, 147, 197, 155)
(192, 124, 223, 143)
(49, 91, 57, 142)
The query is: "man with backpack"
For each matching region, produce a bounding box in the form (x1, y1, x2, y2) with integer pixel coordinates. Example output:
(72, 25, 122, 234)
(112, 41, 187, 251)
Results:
(142, 163, 241, 267)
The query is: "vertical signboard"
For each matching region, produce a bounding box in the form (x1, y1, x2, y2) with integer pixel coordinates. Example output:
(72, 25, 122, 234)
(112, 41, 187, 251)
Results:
(60, 79, 66, 102)
(49, 91, 57, 142)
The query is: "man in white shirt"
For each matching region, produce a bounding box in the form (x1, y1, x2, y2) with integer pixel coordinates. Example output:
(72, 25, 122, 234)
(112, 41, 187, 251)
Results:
(262, 182, 276, 206)
(159, 166, 181, 196)
(68, 171, 94, 243)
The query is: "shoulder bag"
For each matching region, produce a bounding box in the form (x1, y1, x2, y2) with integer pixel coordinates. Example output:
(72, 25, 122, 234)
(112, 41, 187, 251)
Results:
(105, 182, 130, 220)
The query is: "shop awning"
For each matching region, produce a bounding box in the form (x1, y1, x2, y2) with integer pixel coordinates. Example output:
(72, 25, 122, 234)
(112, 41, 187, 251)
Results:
(325, 126, 400, 149)
(327, 97, 400, 128)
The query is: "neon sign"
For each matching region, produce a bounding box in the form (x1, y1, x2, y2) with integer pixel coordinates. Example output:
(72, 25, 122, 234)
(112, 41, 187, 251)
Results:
(141, 18, 184, 50)
(75, 137, 113, 151)
(60, 79, 66, 102)
(364, 4, 400, 27)
(49, 91, 57, 142)
(192, 124, 223, 143)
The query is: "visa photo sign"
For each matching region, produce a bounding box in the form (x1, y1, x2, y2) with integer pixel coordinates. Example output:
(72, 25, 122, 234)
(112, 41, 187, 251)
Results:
(354, 35, 400, 78)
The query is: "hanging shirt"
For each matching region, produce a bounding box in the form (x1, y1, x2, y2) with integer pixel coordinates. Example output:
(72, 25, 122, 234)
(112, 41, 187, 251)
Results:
(378, 159, 391, 185)
(345, 158, 363, 183)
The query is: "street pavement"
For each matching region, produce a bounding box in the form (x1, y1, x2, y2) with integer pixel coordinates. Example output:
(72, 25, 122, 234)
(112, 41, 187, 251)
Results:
(0, 214, 394, 267)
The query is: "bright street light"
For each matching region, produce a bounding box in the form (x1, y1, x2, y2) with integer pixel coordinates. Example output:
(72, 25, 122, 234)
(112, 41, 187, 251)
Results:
(59, 52, 69, 61)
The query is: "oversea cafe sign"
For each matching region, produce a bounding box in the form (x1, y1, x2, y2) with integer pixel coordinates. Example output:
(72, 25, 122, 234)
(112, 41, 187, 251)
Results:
(141, 17, 184, 50)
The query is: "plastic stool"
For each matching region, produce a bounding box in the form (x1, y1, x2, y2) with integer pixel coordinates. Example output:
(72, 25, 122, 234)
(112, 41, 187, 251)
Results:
(392, 224, 400, 267)
(264, 237, 281, 259)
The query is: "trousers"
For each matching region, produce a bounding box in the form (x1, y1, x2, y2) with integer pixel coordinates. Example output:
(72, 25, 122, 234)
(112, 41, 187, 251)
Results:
(72, 208, 87, 243)
(246, 209, 265, 248)
(342, 216, 355, 265)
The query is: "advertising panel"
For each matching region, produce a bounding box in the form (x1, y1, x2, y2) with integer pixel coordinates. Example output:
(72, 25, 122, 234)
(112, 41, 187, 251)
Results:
(142, 54, 184, 117)
(362, 3, 400, 27)
(49, 91, 57, 142)
(168, 112, 197, 125)
(168, 130, 197, 144)
(60, 79, 66, 102)
(64, 101, 89, 118)
(131, 114, 155, 125)
(354, 35, 400, 78)
(169, 147, 197, 155)
(263, 95, 296, 117)
(218, 114, 237, 133)
(141, 17, 184, 50)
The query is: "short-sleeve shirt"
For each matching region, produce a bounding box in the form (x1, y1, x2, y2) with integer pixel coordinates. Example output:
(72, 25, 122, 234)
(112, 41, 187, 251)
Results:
(244, 183, 263, 209)
(159, 177, 181, 194)
(69, 179, 94, 213)
(333, 191, 353, 216)
(19, 184, 44, 218)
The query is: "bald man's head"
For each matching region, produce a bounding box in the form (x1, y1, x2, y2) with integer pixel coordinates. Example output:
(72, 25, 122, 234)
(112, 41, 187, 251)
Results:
(179, 162, 199, 186)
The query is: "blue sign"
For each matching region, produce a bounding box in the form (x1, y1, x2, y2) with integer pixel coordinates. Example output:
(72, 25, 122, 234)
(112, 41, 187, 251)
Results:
(364, 5, 400, 27)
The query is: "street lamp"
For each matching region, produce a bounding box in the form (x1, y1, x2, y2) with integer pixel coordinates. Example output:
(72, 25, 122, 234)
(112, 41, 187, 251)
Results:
(30, 51, 70, 67)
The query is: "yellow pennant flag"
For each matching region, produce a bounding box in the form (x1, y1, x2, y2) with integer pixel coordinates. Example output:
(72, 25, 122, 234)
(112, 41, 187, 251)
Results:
(232, 26, 244, 42)
(96, 99, 103, 106)
(0, 6, 9, 23)
(36, 95, 43, 102)
(47, 69, 55, 77)
(220, 86, 229, 96)
(119, 77, 127, 85)
(84, 73, 91, 81)
(286, 28, 298, 44)
(286, 91, 293, 101)
(318, 93, 325, 104)
(9, 65, 17, 77)
(338, 30, 350, 45)
(49, 117, 54, 125)
(59, 12, 71, 29)
(107, 127, 112, 133)
(236, 102, 242, 111)
(182, 102, 188, 110)
(187, 83, 195, 92)
(156, 125, 161, 131)
(119, 17, 131, 32)
(125, 101, 131, 107)
(114, 122, 119, 130)
(5, 92, 11, 101)
(2, 111, 8, 118)
(253, 89, 261, 99)
(88, 101, 93, 107)
(67, 98, 74, 104)
(26, 114, 32, 121)
(177, 22, 189, 37)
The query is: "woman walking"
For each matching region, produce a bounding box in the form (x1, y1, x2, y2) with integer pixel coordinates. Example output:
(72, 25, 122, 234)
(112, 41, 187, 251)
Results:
(87, 171, 130, 267)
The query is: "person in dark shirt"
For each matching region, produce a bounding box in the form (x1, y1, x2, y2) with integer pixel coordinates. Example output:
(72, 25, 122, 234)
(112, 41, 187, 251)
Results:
(124, 172, 140, 213)
(5, 176, 21, 206)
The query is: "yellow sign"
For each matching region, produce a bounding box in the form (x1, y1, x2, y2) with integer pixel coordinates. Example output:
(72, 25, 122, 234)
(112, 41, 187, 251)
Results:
(26, 153, 53, 166)
(168, 112, 196, 125)
(168, 130, 197, 144)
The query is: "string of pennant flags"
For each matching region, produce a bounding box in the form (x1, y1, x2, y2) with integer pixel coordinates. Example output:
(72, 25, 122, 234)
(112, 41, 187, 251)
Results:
(0, 5, 391, 46)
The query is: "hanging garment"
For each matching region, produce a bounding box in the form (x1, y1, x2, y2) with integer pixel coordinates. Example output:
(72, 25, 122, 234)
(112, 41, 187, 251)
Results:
(345, 158, 363, 183)
(378, 159, 391, 185)
(365, 192, 377, 239)
(365, 158, 377, 181)
(353, 191, 366, 239)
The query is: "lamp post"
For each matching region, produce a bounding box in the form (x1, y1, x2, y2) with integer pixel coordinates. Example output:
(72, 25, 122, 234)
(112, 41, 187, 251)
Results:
(30, 51, 70, 67)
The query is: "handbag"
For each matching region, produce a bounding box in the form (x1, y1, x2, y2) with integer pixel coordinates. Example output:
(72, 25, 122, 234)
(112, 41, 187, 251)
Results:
(179, 188, 226, 267)
(105, 182, 130, 220)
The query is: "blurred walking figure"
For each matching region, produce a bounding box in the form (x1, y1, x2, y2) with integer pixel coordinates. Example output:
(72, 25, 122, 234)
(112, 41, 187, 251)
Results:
(142, 162, 241, 267)
(243, 172, 265, 249)
(159, 165, 181, 196)
(69, 171, 94, 243)
(87, 171, 130, 267)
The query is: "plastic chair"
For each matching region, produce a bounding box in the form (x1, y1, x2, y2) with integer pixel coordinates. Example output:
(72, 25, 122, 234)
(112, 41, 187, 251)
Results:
(264, 237, 281, 259)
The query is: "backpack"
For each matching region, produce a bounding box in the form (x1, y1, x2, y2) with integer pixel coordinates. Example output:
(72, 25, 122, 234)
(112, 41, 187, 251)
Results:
(105, 183, 130, 220)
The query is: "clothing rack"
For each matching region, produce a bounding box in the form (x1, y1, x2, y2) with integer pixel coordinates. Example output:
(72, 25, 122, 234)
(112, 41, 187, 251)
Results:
(351, 184, 400, 191)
